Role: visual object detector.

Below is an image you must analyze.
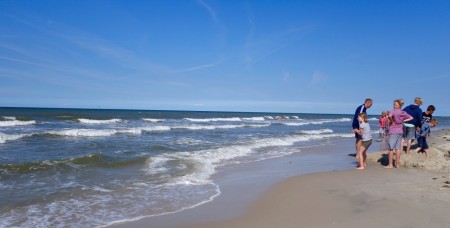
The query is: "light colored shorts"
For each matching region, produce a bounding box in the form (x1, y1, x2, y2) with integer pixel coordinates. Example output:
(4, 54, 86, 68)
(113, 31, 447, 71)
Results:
(388, 134, 403, 150)
(362, 139, 372, 148)
(403, 125, 415, 140)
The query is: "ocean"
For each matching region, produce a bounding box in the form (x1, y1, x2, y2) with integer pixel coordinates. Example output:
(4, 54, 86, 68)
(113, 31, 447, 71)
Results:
(1, 108, 449, 227)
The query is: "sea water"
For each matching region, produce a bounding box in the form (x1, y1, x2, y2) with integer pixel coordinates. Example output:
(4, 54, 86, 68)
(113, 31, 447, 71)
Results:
(1, 108, 449, 227)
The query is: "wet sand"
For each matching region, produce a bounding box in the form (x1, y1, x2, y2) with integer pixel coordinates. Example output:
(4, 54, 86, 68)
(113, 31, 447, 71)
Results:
(110, 130, 450, 228)
(188, 129, 450, 228)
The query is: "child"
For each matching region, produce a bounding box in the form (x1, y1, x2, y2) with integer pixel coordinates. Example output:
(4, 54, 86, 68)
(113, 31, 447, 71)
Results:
(356, 113, 372, 170)
(415, 119, 438, 157)
(377, 111, 387, 142)
(386, 99, 413, 168)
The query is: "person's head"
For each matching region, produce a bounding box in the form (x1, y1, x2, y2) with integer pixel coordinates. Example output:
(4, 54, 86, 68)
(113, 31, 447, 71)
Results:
(364, 98, 373, 108)
(394, 99, 404, 109)
(414, 97, 423, 106)
(358, 113, 368, 123)
(382, 111, 387, 116)
(430, 119, 438, 127)
(427, 105, 436, 114)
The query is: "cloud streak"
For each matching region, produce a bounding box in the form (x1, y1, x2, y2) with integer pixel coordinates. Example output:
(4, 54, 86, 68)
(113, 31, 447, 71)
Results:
(195, 0, 219, 23)
(308, 71, 328, 87)
(244, 26, 314, 68)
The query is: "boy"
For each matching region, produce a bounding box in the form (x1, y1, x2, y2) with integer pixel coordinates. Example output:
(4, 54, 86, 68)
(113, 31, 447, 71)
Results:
(415, 119, 438, 157)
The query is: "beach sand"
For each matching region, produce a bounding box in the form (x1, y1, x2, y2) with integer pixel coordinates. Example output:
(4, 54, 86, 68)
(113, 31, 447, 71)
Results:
(111, 130, 450, 228)
(187, 129, 450, 228)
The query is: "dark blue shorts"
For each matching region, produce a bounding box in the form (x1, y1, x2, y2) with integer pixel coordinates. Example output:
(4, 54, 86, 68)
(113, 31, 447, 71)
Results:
(417, 136, 429, 149)
(355, 133, 362, 139)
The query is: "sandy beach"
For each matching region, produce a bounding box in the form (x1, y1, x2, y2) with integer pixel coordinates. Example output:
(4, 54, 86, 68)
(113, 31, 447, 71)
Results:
(110, 129, 450, 228)
(187, 129, 450, 228)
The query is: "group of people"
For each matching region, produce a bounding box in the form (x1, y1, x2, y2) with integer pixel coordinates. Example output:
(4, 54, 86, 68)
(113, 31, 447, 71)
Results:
(352, 97, 438, 170)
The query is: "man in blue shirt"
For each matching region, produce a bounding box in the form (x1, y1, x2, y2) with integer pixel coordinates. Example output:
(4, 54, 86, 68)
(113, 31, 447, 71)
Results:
(352, 98, 373, 157)
(401, 97, 423, 154)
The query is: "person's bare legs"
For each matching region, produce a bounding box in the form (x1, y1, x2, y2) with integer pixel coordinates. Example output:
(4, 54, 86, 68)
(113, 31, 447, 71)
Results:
(424, 149, 428, 157)
(362, 147, 367, 167)
(395, 149, 401, 168)
(405, 139, 412, 154)
(355, 138, 362, 159)
(415, 147, 422, 153)
(356, 146, 368, 169)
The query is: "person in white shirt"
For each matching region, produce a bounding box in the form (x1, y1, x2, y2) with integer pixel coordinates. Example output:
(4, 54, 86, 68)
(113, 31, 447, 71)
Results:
(355, 113, 372, 170)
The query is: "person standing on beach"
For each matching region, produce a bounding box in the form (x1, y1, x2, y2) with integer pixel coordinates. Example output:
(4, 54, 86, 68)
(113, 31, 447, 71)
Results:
(422, 105, 435, 124)
(387, 99, 413, 168)
(414, 119, 438, 157)
(402, 97, 423, 154)
(355, 113, 372, 169)
(378, 111, 387, 142)
(352, 98, 373, 157)
(420, 105, 436, 139)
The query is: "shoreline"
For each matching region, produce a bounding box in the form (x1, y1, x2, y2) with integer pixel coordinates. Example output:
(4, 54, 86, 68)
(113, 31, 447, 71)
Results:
(110, 129, 450, 228)
(109, 138, 361, 227)
(188, 129, 450, 228)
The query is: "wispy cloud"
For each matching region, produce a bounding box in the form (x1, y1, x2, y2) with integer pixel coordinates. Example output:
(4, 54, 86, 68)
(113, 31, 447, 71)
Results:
(308, 71, 328, 87)
(175, 62, 221, 73)
(2, 15, 218, 81)
(244, 26, 313, 68)
(195, 0, 219, 23)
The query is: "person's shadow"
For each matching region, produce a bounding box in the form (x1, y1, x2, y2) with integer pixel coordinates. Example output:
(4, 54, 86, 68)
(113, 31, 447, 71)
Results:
(377, 154, 389, 166)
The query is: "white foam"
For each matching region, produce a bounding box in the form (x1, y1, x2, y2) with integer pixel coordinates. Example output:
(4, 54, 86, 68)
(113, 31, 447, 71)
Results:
(173, 124, 268, 131)
(78, 118, 122, 124)
(280, 118, 351, 126)
(141, 126, 172, 132)
(298, 129, 334, 134)
(242, 117, 265, 121)
(2, 116, 16, 120)
(184, 117, 242, 122)
(0, 120, 36, 127)
(47, 129, 118, 137)
(280, 122, 310, 126)
(0, 132, 30, 143)
(142, 118, 165, 122)
(145, 132, 353, 185)
(146, 157, 172, 175)
(117, 128, 143, 135)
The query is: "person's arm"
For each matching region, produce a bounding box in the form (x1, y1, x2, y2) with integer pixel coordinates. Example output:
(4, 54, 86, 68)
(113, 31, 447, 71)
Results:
(388, 112, 394, 126)
(352, 106, 362, 130)
(404, 116, 414, 124)
(357, 126, 363, 136)
(417, 110, 423, 128)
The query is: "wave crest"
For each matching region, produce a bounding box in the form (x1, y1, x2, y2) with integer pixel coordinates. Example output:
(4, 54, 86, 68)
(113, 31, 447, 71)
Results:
(0, 132, 30, 143)
(0, 120, 36, 127)
(77, 118, 122, 124)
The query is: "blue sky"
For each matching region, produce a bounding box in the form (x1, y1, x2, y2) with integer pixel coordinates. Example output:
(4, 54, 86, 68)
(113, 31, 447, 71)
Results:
(1, 0, 449, 115)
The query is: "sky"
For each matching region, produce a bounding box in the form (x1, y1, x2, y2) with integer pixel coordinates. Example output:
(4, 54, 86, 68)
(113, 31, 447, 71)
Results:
(1, 0, 449, 115)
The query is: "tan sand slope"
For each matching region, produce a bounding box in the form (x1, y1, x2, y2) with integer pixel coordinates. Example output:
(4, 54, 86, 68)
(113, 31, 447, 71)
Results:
(367, 129, 450, 171)
(190, 130, 450, 228)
